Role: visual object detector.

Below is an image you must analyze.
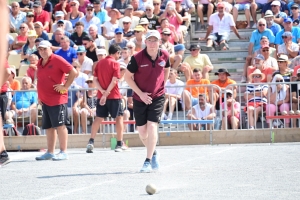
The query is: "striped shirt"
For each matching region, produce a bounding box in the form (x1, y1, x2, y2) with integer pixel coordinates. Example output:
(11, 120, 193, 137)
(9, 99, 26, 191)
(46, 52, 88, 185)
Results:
(245, 84, 268, 103)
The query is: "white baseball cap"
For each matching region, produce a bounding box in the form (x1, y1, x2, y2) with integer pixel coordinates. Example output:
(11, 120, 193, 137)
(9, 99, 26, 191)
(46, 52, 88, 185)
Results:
(146, 30, 161, 39)
(38, 40, 52, 48)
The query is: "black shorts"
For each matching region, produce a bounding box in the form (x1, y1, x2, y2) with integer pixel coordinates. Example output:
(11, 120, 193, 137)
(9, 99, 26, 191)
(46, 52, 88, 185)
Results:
(202, 4, 209, 14)
(133, 95, 165, 126)
(42, 104, 68, 129)
(96, 99, 124, 118)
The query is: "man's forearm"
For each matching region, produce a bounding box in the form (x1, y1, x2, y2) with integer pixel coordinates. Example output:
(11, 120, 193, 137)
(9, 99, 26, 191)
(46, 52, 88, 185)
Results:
(125, 76, 143, 97)
(105, 78, 118, 95)
(64, 69, 77, 88)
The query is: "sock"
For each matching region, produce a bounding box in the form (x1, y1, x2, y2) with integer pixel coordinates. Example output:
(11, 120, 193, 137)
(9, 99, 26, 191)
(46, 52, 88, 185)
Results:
(89, 138, 94, 143)
(153, 150, 157, 155)
(168, 112, 173, 119)
(117, 141, 122, 146)
(161, 112, 165, 118)
(145, 158, 151, 163)
(0, 150, 8, 157)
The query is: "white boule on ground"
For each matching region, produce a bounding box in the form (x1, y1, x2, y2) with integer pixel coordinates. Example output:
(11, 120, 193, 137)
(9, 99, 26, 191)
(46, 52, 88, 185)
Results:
(146, 184, 157, 195)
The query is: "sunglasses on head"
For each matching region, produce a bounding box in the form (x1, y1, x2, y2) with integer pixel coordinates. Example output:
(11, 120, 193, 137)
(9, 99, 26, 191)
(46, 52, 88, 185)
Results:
(253, 75, 262, 78)
(258, 24, 265, 26)
(276, 79, 283, 82)
(77, 52, 83, 55)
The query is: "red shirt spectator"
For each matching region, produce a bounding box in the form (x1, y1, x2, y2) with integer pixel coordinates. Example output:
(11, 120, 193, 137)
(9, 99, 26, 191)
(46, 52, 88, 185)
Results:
(94, 56, 121, 99)
(37, 54, 73, 106)
(54, 1, 72, 15)
(34, 10, 50, 32)
(0, 61, 10, 93)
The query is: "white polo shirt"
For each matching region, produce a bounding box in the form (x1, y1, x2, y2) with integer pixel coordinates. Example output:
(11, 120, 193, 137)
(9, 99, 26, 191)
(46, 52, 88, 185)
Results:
(79, 56, 93, 76)
(208, 12, 235, 36)
(79, 16, 101, 35)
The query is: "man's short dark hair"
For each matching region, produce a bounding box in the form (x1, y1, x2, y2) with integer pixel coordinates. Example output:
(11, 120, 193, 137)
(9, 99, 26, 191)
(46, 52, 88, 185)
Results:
(82, 35, 93, 42)
(193, 68, 202, 73)
(109, 44, 121, 55)
(75, 21, 84, 27)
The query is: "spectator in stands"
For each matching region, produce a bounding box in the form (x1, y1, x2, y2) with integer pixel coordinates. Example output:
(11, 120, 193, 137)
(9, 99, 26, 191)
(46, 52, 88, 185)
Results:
(130, 25, 146, 52)
(72, 60, 88, 88)
(200, 2, 243, 51)
(109, 28, 128, 48)
(55, 36, 77, 64)
(10, 23, 28, 53)
(79, 0, 91, 14)
(278, 31, 299, 59)
(232, 0, 251, 29)
(260, 44, 278, 70)
(264, 10, 282, 36)
(25, 12, 35, 30)
(112, 0, 130, 14)
(266, 74, 290, 128)
(9, 2, 26, 33)
(102, 9, 120, 40)
(9, 67, 21, 91)
(131, 0, 144, 17)
(157, 18, 179, 44)
(118, 47, 130, 65)
(70, 22, 89, 45)
(221, 89, 240, 130)
(82, 35, 98, 63)
(79, 4, 102, 35)
(291, 68, 300, 127)
(153, 0, 163, 16)
(290, 55, 300, 69)
(250, 0, 268, 28)
(6, 77, 38, 124)
(88, 25, 105, 49)
(261, 0, 288, 18)
(270, 0, 287, 25)
(183, 44, 213, 80)
(244, 69, 268, 129)
(40, 0, 53, 14)
(67, 76, 81, 134)
(119, 5, 140, 29)
(275, 18, 300, 48)
(50, 28, 76, 52)
(80, 76, 97, 134)
(19, 0, 34, 12)
(160, 28, 174, 55)
(187, 93, 215, 131)
(182, 68, 210, 111)
(248, 54, 274, 83)
(211, 68, 237, 109)
(139, 18, 150, 33)
(96, 48, 107, 63)
(122, 17, 135, 39)
(33, 22, 49, 40)
(143, 3, 160, 30)
(162, 68, 184, 120)
(52, 11, 73, 33)
(273, 54, 293, 82)
(126, 41, 136, 55)
(26, 54, 39, 84)
(93, 0, 108, 24)
(159, 1, 183, 43)
(175, 0, 190, 33)
(66, 0, 84, 28)
(290, 4, 300, 21)
(32, 38, 43, 59)
(181, 0, 195, 14)
(33, 1, 50, 32)
(76, 46, 93, 76)
(54, 0, 72, 16)
(197, 0, 214, 30)
(21, 30, 37, 65)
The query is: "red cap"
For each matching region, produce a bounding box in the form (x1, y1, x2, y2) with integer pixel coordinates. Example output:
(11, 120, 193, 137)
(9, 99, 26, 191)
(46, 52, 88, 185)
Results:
(217, 2, 225, 8)
(261, 44, 269, 49)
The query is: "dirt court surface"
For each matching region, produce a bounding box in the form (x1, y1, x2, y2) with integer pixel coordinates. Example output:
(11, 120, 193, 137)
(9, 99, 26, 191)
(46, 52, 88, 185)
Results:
(1, 143, 300, 200)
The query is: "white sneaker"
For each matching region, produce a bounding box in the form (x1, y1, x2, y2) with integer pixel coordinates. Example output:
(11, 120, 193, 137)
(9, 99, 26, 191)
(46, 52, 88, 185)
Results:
(241, 76, 247, 83)
(252, 24, 257, 29)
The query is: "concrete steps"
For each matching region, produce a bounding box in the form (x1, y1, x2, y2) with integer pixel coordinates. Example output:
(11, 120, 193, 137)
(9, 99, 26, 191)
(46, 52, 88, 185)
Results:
(184, 50, 248, 62)
(187, 40, 250, 50)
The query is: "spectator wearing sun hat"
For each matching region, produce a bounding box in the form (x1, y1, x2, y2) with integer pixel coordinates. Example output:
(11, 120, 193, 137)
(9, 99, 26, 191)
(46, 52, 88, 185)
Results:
(109, 28, 128, 49)
(248, 54, 274, 83)
(121, 17, 135, 39)
(130, 25, 146, 52)
(262, 0, 289, 18)
(119, 5, 140, 29)
(139, 18, 150, 32)
(264, 10, 282, 36)
(102, 8, 121, 40)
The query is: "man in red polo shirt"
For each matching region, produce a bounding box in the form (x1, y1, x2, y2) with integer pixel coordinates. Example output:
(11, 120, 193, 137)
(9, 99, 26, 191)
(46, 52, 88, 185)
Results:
(35, 40, 77, 161)
(54, 0, 72, 16)
(33, 1, 50, 32)
(86, 44, 128, 153)
(0, 1, 11, 167)
(125, 30, 170, 173)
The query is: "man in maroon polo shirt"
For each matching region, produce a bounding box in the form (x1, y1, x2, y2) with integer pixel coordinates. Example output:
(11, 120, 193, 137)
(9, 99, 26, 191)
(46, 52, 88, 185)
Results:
(33, 1, 50, 32)
(125, 30, 170, 173)
(35, 40, 77, 161)
(0, 2, 10, 167)
(86, 44, 129, 153)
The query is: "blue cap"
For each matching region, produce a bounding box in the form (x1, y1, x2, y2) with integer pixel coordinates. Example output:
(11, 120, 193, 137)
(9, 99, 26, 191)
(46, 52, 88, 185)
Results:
(254, 54, 265, 61)
(284, 17, 293, 23)
(77, 46, 86, 53)
(174, 44, 185, 52)
(115, 28, 123, 34)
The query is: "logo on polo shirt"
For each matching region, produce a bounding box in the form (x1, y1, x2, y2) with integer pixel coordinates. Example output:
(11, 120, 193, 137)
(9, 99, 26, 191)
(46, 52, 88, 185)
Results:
(158, 61, 166, 67)
(48, 65, 53, 69)
(140, 64, 148, 67)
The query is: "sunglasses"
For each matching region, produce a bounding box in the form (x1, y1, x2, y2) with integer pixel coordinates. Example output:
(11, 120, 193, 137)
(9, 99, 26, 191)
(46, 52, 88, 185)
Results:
(34, 26, 40, 29)
(82, 43, 88, 46)
(191, 49, 199, 51)
(123, 22, 130, 24)
(153, 3, 160, 5)
(70, 4, 76, 6)
(134, 31, 141, 33)
(77, 53, 83, 55)
(87, 81, 93, 84)
(276, 80, 283, 82)
(57, 24, 64, 26)
(127, 46, 133, 49)
(282, 36, 288, 39)
(141, 24, 148, 26)
(20, 27, 26, 29)
(163, 33, 171, 36)
(146, 9, 151, 11)
(27, 15, 34, 18)
(12, 6, 18, 8)
(292, 7, 298, 10)
(258, 24, 265, 26)
(175, 2, 181, 3)
(253, 75, 262, 78)
(271, 5, 277, 7)
(87, 9, 93, 11)
(262, 49, 269, 52)
(278, 61, 286, 63)
(116, 32, 122, 35)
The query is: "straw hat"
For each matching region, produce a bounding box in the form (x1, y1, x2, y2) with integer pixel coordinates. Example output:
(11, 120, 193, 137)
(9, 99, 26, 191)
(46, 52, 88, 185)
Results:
(248, 69, 265, 82)
(27, 30, 37, 38)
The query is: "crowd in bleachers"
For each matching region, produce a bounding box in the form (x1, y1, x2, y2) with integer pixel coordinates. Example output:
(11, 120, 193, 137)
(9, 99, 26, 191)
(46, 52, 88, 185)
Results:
(3, 0, 300, 132)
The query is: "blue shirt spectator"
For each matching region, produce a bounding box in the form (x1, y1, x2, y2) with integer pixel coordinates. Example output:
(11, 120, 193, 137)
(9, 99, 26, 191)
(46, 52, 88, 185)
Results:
(79, 16, 102, 35)
(50, 39, 75, 47)
(12, 90, 38, 110)
(262, 0, 289, 14)
(249, 28, 275, 52)
(55, 47, 77, 64)
(275, 26, 300, 45)
(51, 31, 71, 40)
(94, 7, 109, 24)
(267, 22, 282, 36)
(9, 8, 26, 31)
